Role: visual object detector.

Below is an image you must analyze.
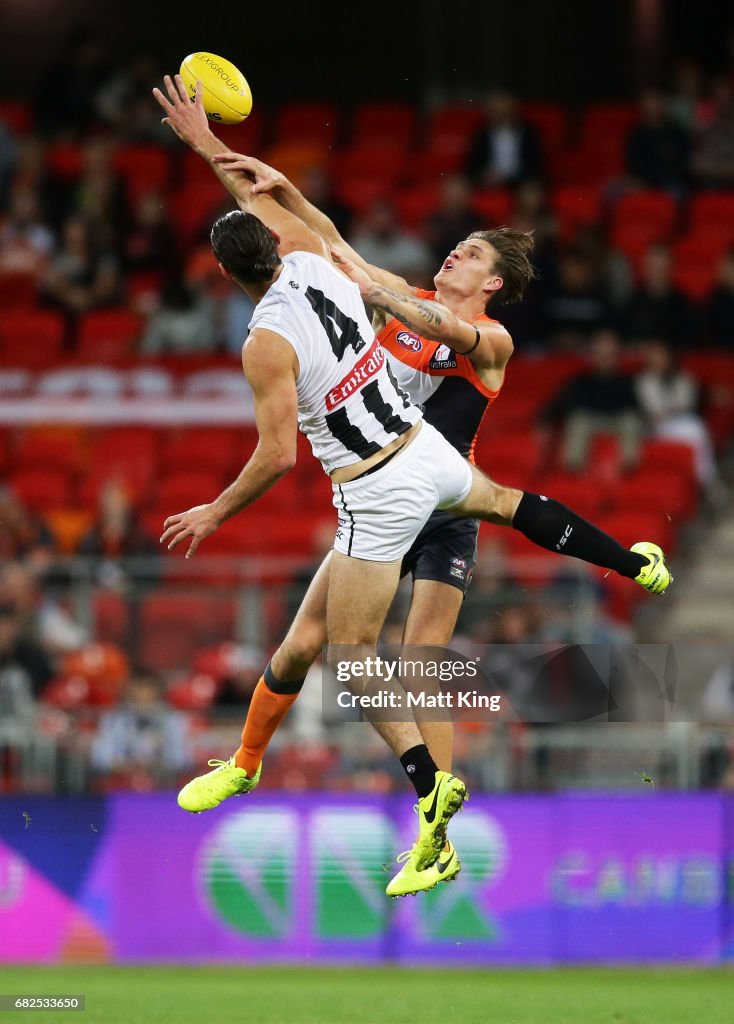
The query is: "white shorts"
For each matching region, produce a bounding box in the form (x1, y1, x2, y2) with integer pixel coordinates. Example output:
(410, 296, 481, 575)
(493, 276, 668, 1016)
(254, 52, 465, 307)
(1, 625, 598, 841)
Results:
(332, 421, 474, 562)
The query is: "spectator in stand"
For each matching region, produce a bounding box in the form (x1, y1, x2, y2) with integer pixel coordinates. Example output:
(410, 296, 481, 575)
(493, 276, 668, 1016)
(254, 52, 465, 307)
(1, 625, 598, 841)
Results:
(67, 139, 126, 249)
(625, 89, 690, 193)
(139, 277, 216, 355)
(703, 248, 734, 350)
(96, 53, 170, 144)
(0, 585, 54, 711)
(0, 561, 86, 656)
(122, 190, 176, 276)
(635, 338, 717, 486)
(424, 175, 478, 268)
(465, 91, 544, 188)
(90, 671, 192, 788)
(668, 59, 710, 133)
(0, 119, 16, 208)
(77, 480, 159, 585)
(33, 32, 114, 138)
(0, 488, 56, 567)
(624, 244, 692, 348)
(693, 78, 734, 188)
(213, 645, 266, 710)
(42, 214, 120, 317)
(540, 329, 643, 473)
(299, 165, 352, 240)
(348, 198, 430, 281)
(542, 249, 611, 348)
(0, 186, 55, 280)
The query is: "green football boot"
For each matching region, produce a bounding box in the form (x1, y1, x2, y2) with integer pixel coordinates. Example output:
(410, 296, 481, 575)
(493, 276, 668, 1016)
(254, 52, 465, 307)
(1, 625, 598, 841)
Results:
(631, 541, 673, 595)
(177, 757, 261, 813)
(386, 840, 461, 898)
(413, 771, 468, 870)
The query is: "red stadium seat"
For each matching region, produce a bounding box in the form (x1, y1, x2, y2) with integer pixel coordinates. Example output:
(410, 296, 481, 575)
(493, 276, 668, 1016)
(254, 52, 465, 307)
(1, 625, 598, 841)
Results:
(613, 191, 678, 236)
(92, 592, 129, 647)
(0, 100, 31, 133)
(155, 470, 224, 511)
(614, 469, 698, 523)
(0, 272, 38, 310)
(428, 105, 485, 140)
(536, 472, 611, 520)
(521, 102, 568, 154)
(597, 510, 675, 553)
(334, 177, 392, 216)
(14, 428, 86, 476)
(552, 186, 605, 241)
(581, 103, 637, 142)
(671, 235, 730, 300)
(10, 468, 73, 511)
(160, 427, 242, 475)
(472, 189, 513, 226)
(76, 309, 143, 362)
(689, 192, 734, 236)
(329, 144, 407, 185)
(352, 103, 416, 146)
(639, 439, 696, 480)
(406, 136, 471, 181)
(81, 427, 161, 506)
(170, 179, 234, 243)
(394, 184, 442, 229)
(114, 146, 172, 200)
(0, 310, 65, 369)
(138, 594, 236, 671)
(276, 102, 338, 147)
(47, 142, 83, 180)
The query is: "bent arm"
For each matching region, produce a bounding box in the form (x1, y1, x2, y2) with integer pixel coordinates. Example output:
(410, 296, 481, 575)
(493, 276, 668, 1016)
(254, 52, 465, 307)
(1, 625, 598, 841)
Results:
(212, 152, 416, 295)
(332, 249, 513, 370)
(152, 75, 328, 259)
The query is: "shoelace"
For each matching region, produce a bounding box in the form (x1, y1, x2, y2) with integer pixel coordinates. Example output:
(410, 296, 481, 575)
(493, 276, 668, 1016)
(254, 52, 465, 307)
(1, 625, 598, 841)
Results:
(206, 759, 231, 769)
(395, 848, 416, 865)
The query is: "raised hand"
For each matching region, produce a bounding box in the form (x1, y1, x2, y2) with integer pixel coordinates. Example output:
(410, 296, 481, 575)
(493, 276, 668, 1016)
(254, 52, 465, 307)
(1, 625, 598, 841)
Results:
(152, 74, 211, 151)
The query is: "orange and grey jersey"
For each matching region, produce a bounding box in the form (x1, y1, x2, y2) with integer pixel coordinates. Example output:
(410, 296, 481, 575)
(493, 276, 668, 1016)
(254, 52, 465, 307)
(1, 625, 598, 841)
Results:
(377, 289, 501, 461)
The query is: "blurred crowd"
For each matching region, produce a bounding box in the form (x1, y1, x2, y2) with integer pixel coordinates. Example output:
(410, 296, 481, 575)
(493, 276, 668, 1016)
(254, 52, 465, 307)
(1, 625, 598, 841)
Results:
(2, 36, 734, 795)
(1, 37, 734, 358)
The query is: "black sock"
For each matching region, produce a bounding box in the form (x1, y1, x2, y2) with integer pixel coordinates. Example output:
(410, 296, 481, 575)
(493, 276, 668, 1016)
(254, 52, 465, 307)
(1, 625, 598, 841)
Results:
(400, 744, 438, 799)
(513, 492, 647, 580)
(264, 662, 306, 695)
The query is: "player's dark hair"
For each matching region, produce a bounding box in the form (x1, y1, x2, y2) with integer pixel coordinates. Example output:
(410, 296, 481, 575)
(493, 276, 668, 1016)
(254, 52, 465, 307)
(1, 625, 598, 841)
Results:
(210, 209, 282, 285)
(468, 227, 537, 308)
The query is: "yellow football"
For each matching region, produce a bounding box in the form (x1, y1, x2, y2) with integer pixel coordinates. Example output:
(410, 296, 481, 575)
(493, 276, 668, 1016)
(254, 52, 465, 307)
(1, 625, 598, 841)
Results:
(179, 52, 252, 125)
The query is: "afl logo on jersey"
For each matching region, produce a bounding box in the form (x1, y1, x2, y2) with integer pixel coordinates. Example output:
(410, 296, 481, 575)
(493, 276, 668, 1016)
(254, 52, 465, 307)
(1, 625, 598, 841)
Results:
(396, 331, 422, 352)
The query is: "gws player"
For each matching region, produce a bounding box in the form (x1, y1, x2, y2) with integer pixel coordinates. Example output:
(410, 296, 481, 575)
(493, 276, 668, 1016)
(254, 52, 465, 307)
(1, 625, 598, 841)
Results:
(154, 77, 672, 895)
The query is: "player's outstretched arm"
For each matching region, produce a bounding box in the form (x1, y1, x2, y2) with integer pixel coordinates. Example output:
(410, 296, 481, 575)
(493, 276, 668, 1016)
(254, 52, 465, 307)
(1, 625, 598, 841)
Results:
(331, 248, 513, 370)
(213, 152, 415, 296)
(159, 330, 298, 558)
(152, 75, 328, 258)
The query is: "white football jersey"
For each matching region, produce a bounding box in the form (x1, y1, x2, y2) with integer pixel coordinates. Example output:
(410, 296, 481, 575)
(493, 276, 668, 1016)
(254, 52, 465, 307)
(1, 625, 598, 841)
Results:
(248, 251, 421, 473)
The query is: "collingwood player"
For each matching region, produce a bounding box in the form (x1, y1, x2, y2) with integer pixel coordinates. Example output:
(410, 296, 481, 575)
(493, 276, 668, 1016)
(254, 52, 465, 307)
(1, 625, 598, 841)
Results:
(154, 75, 672, 898)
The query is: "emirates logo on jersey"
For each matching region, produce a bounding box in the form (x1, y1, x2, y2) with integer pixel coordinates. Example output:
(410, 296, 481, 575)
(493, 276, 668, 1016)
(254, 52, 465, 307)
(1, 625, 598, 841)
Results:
(325, 340, 385, 411)
(396, 331, 422, 352)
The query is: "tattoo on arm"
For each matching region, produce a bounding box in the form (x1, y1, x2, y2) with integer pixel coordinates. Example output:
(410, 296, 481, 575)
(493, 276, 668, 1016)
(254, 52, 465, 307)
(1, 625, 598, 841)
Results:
(367, 285, 447, 333)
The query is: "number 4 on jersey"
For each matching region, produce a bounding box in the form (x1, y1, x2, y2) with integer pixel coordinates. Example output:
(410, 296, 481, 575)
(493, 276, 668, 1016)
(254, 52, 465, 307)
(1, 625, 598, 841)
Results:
(306, 286, 366, 361)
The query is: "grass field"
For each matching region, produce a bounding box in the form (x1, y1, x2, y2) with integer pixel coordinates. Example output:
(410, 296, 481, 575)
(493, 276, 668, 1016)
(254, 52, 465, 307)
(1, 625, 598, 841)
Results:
(0, 966, 732, 1024)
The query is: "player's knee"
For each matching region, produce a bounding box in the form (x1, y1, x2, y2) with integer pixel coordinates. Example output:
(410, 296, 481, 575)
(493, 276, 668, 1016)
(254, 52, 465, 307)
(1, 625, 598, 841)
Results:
(279, 627, 323, 674)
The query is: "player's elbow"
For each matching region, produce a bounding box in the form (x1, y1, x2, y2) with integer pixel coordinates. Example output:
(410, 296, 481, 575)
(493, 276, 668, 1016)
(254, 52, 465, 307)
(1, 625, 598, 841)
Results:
(271, 446, 297, 476)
